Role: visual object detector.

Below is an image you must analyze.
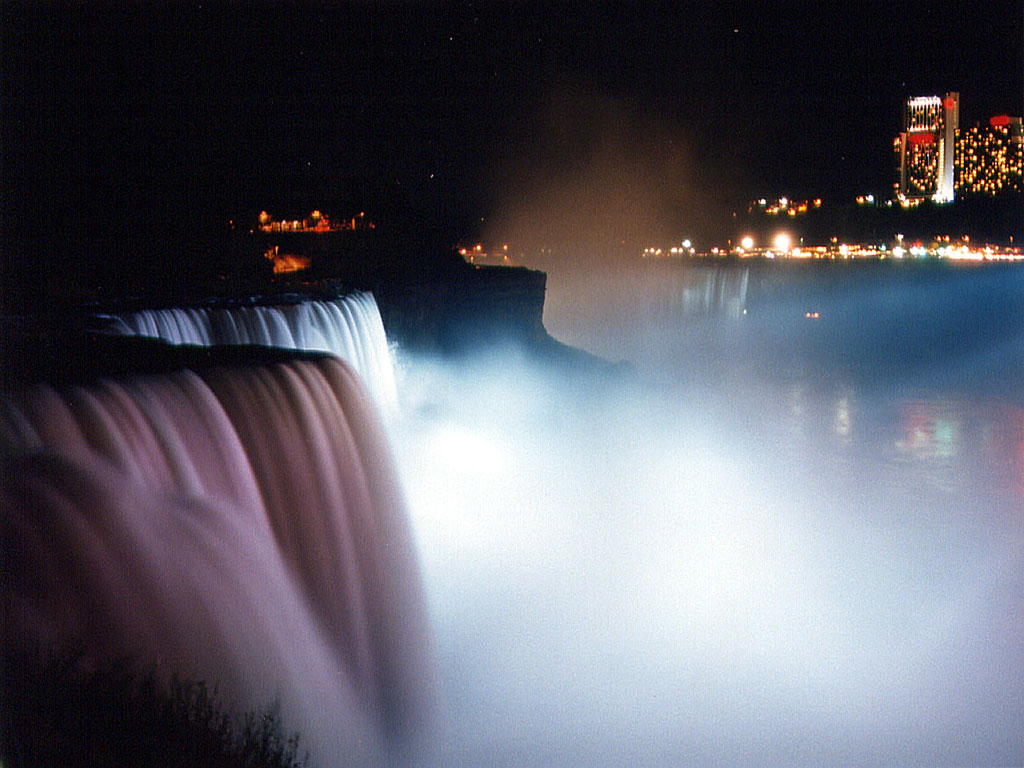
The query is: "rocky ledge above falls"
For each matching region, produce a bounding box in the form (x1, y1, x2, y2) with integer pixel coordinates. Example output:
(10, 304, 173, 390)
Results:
(370, 263, 548, 353)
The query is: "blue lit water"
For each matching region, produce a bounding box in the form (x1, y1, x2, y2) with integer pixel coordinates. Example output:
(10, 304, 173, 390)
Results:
(394, 259, 1024, 766)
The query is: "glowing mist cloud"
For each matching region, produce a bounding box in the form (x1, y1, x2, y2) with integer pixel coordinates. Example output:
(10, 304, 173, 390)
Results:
(483, 84, 736, 270)
(388, 263, 1024, 766)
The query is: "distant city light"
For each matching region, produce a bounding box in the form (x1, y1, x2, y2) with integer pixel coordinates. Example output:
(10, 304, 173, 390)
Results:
(898, 92, 958, 203)
(773, 233, 792, 252)
(955, 117, 1024, 197)
(740, 236, 755, 250)
(749, 196, 817, 216)
(895, 95, 1024, 201)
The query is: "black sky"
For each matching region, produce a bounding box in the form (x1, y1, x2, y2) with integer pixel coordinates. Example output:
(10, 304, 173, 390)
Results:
(3, 1, 1022, 255)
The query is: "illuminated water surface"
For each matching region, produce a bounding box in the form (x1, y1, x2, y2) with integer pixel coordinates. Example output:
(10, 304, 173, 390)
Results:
(392, 261, 1024, 765)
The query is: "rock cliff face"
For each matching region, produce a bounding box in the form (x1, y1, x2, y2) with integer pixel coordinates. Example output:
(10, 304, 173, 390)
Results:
(243, 233, 552, 354)
(2, 229, 560, 388)
(224, 231, 552, 354)
(371, 264, 548, 353)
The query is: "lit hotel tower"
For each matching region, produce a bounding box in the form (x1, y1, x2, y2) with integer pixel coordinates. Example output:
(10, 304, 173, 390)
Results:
(897, 92, 959, 202)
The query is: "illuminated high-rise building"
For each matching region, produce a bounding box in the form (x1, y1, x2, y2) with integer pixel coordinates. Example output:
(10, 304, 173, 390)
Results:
(955, 115, 1024, 196)
(896, 92, 959, 202)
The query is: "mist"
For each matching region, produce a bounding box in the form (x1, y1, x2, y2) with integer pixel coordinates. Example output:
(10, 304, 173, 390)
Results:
(480, 83, 747, 384)
(484, 85, 737, 266)
(388, 263, 1024, 765)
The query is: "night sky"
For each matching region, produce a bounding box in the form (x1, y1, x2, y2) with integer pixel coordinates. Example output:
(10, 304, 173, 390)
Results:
(3, 1, 1022, 259)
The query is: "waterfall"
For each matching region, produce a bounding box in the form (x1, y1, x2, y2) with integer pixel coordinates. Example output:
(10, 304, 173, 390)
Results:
(673, 264, 750, 318)
(0, 356, 434, 765)
(103, 292, 398, 414)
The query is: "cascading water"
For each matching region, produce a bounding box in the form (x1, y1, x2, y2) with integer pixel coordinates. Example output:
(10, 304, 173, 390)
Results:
(0, 356, 435, 765)
(103, 292, 398, 414)
(8, 261, 1022, 765)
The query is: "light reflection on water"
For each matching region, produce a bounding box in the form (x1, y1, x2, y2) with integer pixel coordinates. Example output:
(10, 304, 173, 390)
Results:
(777, 384, 1024, 499)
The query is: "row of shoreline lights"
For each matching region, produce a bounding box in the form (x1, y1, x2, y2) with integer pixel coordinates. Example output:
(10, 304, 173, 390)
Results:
(645, 234, 791, 256)
(738, 233, 923, 256)
(647, 232, 1021, 260)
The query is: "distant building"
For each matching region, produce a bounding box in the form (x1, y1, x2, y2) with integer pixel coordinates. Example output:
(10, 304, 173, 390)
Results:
(896, 92, 958, 202)
(256, 210, 375, 233)
(955, 115, 1024, 196)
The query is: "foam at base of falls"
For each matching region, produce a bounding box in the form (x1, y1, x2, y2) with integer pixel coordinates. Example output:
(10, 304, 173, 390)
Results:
(105, 292, 398, 414)
(1, 356, 434, 765)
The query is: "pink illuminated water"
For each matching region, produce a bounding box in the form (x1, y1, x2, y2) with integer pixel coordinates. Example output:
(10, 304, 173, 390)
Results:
(1, 357, 434, 765)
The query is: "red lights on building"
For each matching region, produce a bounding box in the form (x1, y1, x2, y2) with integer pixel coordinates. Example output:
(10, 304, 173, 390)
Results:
(898, 93, 958, 202)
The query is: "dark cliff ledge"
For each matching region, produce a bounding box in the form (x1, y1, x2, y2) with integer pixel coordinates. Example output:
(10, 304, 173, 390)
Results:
(369, 262, 623, 378)
(370, 264, 548, 354)
(1, 235, 620, 385)
(241, 231, 554, 355)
